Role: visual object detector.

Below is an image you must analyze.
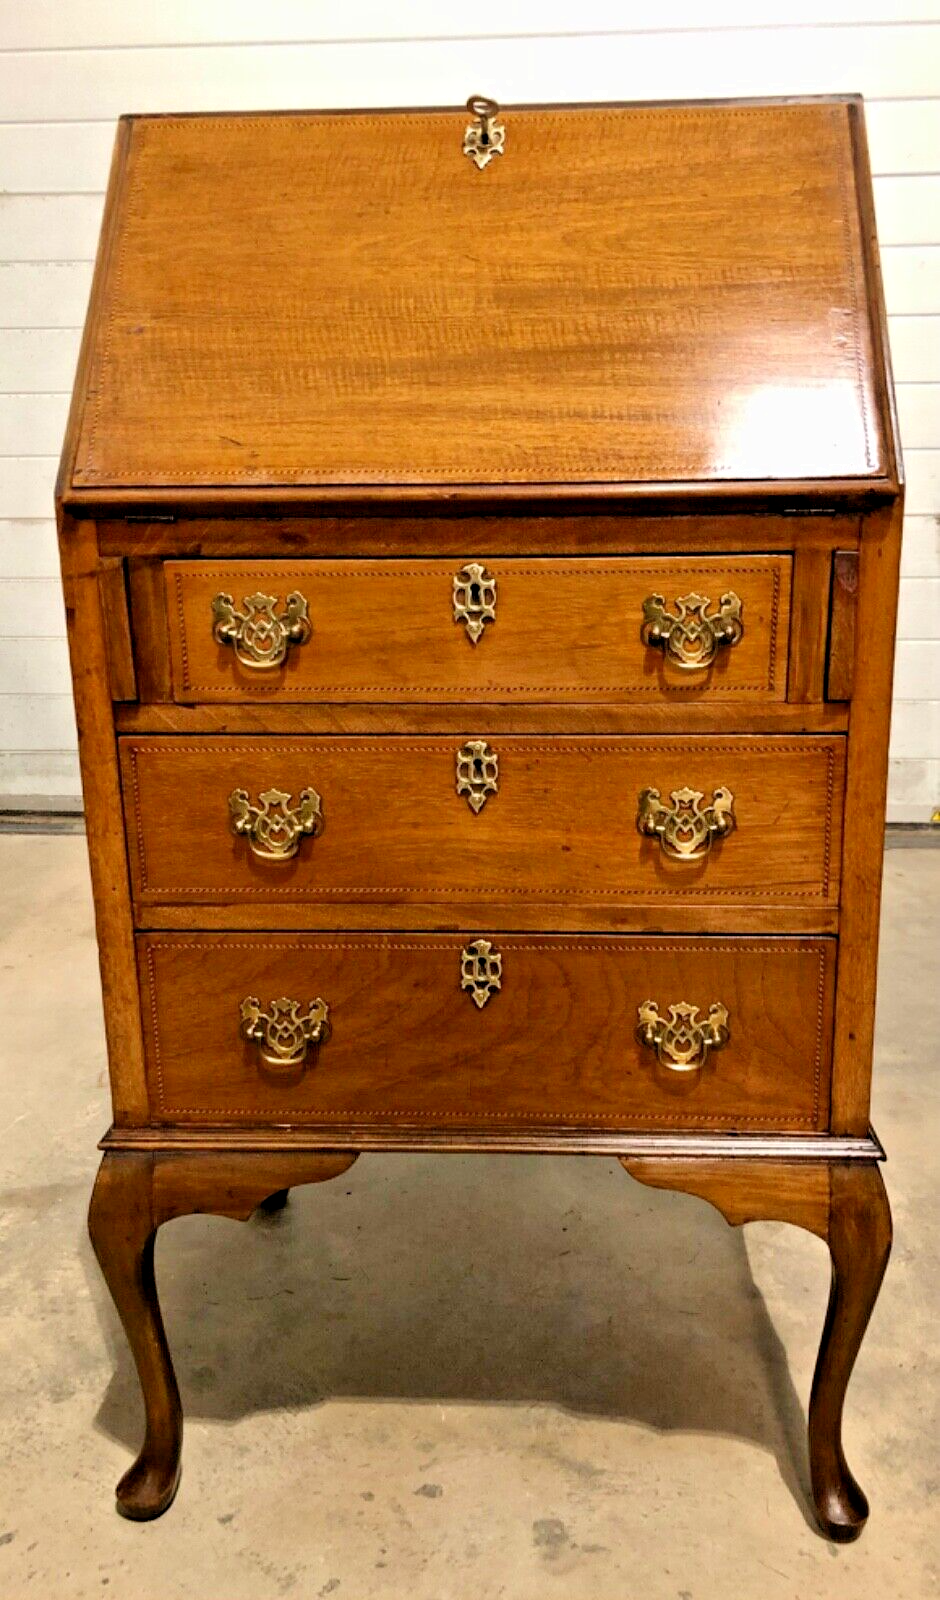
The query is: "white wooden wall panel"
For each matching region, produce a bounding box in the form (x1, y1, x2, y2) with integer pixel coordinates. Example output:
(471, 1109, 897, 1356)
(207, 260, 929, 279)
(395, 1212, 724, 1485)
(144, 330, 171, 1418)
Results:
(7, 2, 940, 52)
(0, 264, 94, 327)
(4, 32, 940, 123)
(0, 6, 937, 816)
(0, 523, 61, 579)
(901, 519, 940, 579)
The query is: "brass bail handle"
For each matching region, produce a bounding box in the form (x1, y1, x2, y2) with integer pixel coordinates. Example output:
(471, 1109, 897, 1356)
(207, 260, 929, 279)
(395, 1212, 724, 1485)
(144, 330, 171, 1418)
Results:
(636, 1000, 730, 1075)
(240, 995, 330, 1075)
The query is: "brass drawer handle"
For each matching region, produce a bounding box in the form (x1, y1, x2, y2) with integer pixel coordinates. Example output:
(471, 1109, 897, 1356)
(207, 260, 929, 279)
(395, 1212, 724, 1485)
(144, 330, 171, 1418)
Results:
(228, 785, 323, 861)
(641, 589, 743, 670)
(211, 589, 312, 669)
(456, 740, 499, 812)
(461, 939, 502, 1008)
(636, 1000, 729, 1074)
(637, 785, 735, 860)
(240, 995, 330, 1074)
(453, 562, 496, 644)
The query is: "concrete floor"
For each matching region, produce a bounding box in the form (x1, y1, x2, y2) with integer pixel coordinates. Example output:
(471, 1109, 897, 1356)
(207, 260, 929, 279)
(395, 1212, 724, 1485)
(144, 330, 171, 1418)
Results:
(0, 837, 937, 1599)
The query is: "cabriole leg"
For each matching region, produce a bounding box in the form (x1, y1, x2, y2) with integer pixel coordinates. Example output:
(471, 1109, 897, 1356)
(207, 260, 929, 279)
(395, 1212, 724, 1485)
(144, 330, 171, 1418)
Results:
(88, 1148, 357, 1519)
(88, 1151, 182, 1520)
(621, 1155, 891, 1541)
(809, 1161, 892, 1541)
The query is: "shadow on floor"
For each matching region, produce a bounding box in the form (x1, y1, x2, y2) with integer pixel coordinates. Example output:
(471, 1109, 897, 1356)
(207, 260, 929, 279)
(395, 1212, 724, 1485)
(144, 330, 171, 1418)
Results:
(78, 1153, 828, 1532)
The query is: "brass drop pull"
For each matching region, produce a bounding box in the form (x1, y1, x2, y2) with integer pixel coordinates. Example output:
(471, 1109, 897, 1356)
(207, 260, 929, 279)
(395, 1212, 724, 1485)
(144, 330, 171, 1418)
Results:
(240, 995, 330, 1074)
(636, 1000, 729, 1074)
(637, 785, 735, 860)
(463, 95, 505, 169)
(461, 939, 502, 1009)
(228, 785, 323, 861)
(456, 740, 499, 813)
(211, 590, 312, 670)
(641, 590, 743, 670)
(453, 562, 496, 644)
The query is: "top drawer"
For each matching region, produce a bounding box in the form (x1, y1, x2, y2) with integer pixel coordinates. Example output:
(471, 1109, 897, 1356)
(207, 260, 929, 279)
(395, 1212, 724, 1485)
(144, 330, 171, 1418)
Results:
(164, 555, 791, 704)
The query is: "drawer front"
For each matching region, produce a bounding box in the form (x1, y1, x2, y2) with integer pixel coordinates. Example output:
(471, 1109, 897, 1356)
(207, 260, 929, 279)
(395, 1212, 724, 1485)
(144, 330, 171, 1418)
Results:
(138, 933, 834, 1131)
(122, 735, 844, 909)
(164, 556, 791, 703)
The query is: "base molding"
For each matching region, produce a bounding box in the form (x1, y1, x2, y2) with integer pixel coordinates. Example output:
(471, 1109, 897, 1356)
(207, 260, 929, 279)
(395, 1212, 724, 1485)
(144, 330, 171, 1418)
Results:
(100, 1124, 886, 1162)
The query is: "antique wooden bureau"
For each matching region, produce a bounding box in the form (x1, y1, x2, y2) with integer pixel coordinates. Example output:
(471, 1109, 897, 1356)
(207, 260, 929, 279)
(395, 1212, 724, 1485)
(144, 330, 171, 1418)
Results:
(58, 97, 901, 1538)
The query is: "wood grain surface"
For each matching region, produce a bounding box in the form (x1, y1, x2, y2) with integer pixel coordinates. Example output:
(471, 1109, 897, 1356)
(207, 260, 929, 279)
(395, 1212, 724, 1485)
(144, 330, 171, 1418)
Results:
(63, 102, 887, 494)
(120, 733, 845, 912)
(137, 932, 835, 1131)
(164, 555, 791, 703)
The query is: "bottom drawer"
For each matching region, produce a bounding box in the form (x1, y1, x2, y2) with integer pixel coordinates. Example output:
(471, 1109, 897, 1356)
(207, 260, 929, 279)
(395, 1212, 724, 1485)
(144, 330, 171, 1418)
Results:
(138, 934, 834, 1132)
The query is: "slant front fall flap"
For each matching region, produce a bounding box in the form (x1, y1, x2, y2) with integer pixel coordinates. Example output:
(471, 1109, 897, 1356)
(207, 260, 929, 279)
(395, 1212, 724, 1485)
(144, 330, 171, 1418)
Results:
(65, 100, 887, 493)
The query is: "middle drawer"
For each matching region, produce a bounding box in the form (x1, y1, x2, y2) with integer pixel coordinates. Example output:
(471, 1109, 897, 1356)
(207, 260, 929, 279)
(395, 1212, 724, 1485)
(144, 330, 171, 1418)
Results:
(121, 734, 844, 911)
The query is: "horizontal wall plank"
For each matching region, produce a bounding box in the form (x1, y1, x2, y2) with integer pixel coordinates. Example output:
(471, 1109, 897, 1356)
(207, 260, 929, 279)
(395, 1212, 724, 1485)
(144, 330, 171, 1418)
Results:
(894, 639, 940, 698)
(0, 521, 60, 578)
(0, 262, 93, 327)
(0, 395, 69, 456)
(889, 697, 940, 759)
(0, 330, 80, 392)
(888, 317, 940, 382)
(0, 576, 66, 637)
(886, 756, 939, 822)
(897, 575, 940, 637)
(6, 2, 940, 52)
(0, 693, 76, 750)
(882, 249, 940, 315)
(0, 636, 71, 695)
(0, 122, 114, 194)
(873, 175, 940, 246)
(1, 192, 103, 262)
(901, 515, 940, 578)
(896, 385, 940, 448)
(866, 100, 940, 175)
(2, 29, 940, 124)
(0, 458, 58, 521)
(903, 448, 940, 513)
(0, 748, 81, 803)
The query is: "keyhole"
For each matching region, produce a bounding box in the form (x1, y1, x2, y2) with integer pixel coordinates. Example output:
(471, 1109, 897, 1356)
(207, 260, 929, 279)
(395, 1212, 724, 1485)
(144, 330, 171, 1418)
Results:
(472, 758, 484, 780)
(469, 582, 482, 606)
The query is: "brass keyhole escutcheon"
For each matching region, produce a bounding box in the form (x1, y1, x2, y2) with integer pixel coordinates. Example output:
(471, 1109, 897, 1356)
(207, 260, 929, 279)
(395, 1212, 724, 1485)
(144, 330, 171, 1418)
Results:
(463, 94, 506, 169)
(453, 562, 497, 644)
(456, 740, 499, 813)
(461, 939, 502, 1009)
